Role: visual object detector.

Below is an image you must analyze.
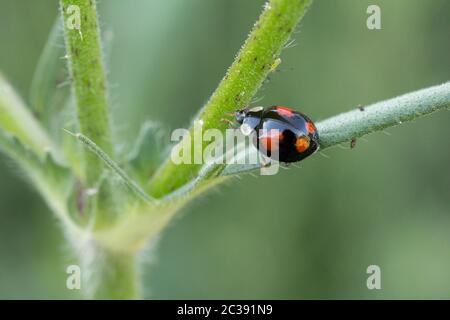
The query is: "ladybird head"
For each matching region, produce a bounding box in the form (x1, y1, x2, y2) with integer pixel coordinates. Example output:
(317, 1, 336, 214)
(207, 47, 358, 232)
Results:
(234, 109, 248, 124)
(235, 106, 264, 124)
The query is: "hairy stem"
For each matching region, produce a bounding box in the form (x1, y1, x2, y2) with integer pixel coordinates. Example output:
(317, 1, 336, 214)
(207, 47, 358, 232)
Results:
(0, 73, 57, 159)
(60, 0, 113, 185)
(94, 254, 139, 299)
(149, 0, 313, 197)
(79, 243, 140, 299)
(317, 82, 450, 149)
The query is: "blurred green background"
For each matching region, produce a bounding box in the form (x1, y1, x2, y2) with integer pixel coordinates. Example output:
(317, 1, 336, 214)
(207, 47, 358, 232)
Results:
(1, 0, 450, 299)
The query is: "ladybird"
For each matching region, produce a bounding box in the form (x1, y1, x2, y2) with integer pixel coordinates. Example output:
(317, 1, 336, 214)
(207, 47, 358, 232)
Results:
(234, 106, 319, 163)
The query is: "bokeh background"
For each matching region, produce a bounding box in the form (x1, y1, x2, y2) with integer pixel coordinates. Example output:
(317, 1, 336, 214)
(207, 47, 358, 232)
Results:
(1, 0, 450, 299)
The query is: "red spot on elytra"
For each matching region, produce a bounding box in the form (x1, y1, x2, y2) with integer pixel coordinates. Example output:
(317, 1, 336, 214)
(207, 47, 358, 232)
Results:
(260, 129, 284, 151)
(306, 122, 316, 134)
(275, 106, 295, 117)
(295, 136, 310, 153)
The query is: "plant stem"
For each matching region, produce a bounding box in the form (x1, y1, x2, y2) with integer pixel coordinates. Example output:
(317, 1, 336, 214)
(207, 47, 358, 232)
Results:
(60, 0, 113, 185)
(0, 73, 57, 159)
(82, 246, 140, 299)
(317, 82, 450, 149)
(149, 0, 312, 197)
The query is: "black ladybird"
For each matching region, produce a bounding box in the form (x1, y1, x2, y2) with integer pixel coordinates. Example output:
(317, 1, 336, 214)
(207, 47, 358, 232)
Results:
(234, 106, 319, 163)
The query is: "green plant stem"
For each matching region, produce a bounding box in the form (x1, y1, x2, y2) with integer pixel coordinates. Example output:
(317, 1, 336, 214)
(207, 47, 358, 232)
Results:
(80, 245, 140, 299)
(95, 254, 139, 299)
(317, 82, 450, 149)
(0, 73, 58, 159)
(149, 0, 312, 197)
(60, 0, 113, 185)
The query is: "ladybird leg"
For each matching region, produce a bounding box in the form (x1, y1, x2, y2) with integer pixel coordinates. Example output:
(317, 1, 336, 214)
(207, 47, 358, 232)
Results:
(319, 151, 330, 159)
(220, 118, 236, 128)
(259, 156, 271, 168)
(279, 162, 291, 170)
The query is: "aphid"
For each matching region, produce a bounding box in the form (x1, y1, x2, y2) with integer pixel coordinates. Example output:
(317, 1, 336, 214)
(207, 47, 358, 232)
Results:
(234, 106, 319, 163)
